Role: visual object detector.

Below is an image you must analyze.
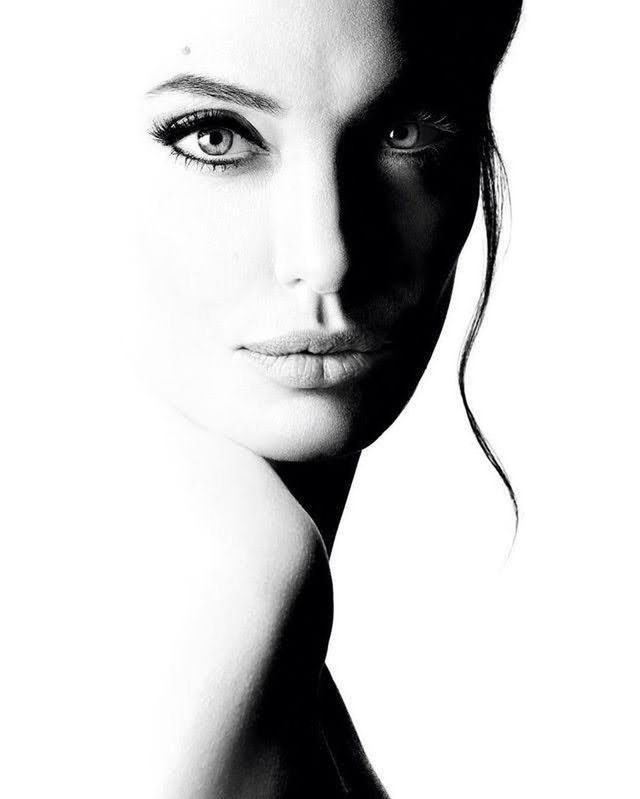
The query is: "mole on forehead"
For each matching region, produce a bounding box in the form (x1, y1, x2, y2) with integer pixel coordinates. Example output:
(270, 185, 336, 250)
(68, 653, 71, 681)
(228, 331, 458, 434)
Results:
(148, 30, 417, 119)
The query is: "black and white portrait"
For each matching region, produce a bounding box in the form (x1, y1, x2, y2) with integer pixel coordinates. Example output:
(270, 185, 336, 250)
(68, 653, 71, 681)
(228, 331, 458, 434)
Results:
(1, 1, 639, 797)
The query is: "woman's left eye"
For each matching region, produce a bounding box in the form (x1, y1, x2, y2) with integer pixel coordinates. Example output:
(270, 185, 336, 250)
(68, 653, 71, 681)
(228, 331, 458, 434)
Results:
(383, 121, 442, 152)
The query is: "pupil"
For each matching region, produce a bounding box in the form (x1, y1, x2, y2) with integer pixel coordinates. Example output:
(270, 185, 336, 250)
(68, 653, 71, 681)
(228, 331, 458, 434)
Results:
(197, 127, 233, 157)
(393, 125, 410, 142)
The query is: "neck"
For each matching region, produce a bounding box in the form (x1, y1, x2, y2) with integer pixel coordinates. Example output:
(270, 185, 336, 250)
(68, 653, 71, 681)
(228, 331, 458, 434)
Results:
(268, 452, 361, 556)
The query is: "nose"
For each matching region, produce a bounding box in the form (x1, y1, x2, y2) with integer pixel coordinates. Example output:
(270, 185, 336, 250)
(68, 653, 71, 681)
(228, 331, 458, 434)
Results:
(272, 150, 349, 295)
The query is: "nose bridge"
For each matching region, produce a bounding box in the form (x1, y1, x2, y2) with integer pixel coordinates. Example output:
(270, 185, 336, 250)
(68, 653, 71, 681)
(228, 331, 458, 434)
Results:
(273, 141, 348, 294)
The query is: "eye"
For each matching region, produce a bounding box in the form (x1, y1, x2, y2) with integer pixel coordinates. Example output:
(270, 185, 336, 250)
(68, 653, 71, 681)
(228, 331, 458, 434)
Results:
(173, 125, 258, 164)
(383, 121, 441, 152)
(196, 128, 234, 156)
(150, 109, 268, 170)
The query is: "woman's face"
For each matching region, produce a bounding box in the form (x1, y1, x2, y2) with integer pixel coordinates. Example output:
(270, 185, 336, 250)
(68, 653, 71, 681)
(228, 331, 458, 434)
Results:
(132, 0, 479, 460)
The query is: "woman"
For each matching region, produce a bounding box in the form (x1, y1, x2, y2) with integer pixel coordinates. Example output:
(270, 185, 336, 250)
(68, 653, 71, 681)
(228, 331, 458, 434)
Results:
(116, 0, 524, 795)
(6, 0, 518, 796)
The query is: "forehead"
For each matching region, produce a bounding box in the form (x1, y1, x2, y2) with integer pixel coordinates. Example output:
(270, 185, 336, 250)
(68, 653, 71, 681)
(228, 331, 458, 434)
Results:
(135, 0, 405, 116)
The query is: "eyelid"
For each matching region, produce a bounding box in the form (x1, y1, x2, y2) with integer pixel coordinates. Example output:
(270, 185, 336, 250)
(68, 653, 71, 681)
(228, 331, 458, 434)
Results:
(391, 110, 461, 137)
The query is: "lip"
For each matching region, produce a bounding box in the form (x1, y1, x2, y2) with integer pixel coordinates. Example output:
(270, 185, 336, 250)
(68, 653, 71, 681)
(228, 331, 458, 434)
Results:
(239, 329, 392, 389)
(242, 329, 390, 356)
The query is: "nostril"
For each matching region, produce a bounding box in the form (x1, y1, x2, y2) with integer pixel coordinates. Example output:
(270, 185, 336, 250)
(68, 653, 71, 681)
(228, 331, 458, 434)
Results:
(274, 223, 350, 294)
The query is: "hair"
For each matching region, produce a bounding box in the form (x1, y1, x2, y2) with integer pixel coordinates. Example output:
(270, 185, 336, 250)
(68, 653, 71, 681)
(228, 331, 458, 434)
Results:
(462, 111, 519, 536)
(460, 1, 523, 538)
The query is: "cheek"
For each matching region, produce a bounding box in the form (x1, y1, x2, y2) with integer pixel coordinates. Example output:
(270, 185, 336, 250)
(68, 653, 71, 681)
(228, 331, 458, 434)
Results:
(403, 153, 479, 306)
(345, 154, 479, 328)
(135, 162, 272, 343)
(390, 151, 479, 264)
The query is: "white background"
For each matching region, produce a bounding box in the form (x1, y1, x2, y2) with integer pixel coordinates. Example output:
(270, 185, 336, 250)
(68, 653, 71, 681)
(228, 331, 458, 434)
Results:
(329, 3, 640, 797)
(1, 2, 638, 798)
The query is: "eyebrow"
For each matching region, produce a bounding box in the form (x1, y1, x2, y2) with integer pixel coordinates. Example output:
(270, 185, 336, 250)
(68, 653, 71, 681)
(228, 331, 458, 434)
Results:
(147, 73, 284, 115)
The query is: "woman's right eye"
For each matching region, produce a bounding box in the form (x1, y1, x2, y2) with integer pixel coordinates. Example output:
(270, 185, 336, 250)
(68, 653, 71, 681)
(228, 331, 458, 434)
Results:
(173, 125, 258, 165)
(151, 110, 268, 171)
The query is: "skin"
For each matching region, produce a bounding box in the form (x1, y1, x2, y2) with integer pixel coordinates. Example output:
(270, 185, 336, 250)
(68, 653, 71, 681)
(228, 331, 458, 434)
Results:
(131, 0, 479, 467)
(100, 0, 482, 794)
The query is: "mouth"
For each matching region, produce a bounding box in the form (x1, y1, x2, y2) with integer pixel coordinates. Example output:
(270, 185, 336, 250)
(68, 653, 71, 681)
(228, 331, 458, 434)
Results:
(238, 329, 393, 389)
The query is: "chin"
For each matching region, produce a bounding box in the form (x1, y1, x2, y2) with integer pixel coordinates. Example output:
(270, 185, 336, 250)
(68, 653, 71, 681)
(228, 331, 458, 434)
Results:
(224, 378, 415, 462)
(227, 398, 361, 462)
(241, 432, 358, 462)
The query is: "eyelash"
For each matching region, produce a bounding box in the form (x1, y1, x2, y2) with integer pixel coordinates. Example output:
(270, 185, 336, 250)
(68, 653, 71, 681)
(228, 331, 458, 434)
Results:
(149, 108, 460, 174)
(380, 112, 460, 163)
(150, 108, 268, 173)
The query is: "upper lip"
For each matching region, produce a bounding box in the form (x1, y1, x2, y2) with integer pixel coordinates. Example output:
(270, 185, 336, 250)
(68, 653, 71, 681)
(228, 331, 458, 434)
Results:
(242, 329, 391, 356)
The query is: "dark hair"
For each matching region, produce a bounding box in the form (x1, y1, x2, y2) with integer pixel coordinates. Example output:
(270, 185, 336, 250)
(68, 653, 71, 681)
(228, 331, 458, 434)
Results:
(461, 109, 519, 536)
(460, 1, 523, 536)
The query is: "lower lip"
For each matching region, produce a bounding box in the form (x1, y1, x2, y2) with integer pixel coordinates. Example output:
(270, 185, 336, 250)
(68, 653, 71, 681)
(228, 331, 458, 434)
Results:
(239, 348, 390, 389)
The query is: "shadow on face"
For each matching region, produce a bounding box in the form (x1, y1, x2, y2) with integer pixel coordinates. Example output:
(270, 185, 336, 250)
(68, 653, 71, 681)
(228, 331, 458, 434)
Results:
(131, 0, 484, 460)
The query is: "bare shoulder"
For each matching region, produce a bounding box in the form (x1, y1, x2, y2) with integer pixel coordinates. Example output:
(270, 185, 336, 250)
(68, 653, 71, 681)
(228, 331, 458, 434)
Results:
(19, 394, 334, 799)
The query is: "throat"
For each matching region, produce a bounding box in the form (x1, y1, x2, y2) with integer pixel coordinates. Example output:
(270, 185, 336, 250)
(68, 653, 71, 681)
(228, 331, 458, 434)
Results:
(267, 452, 360, 555)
